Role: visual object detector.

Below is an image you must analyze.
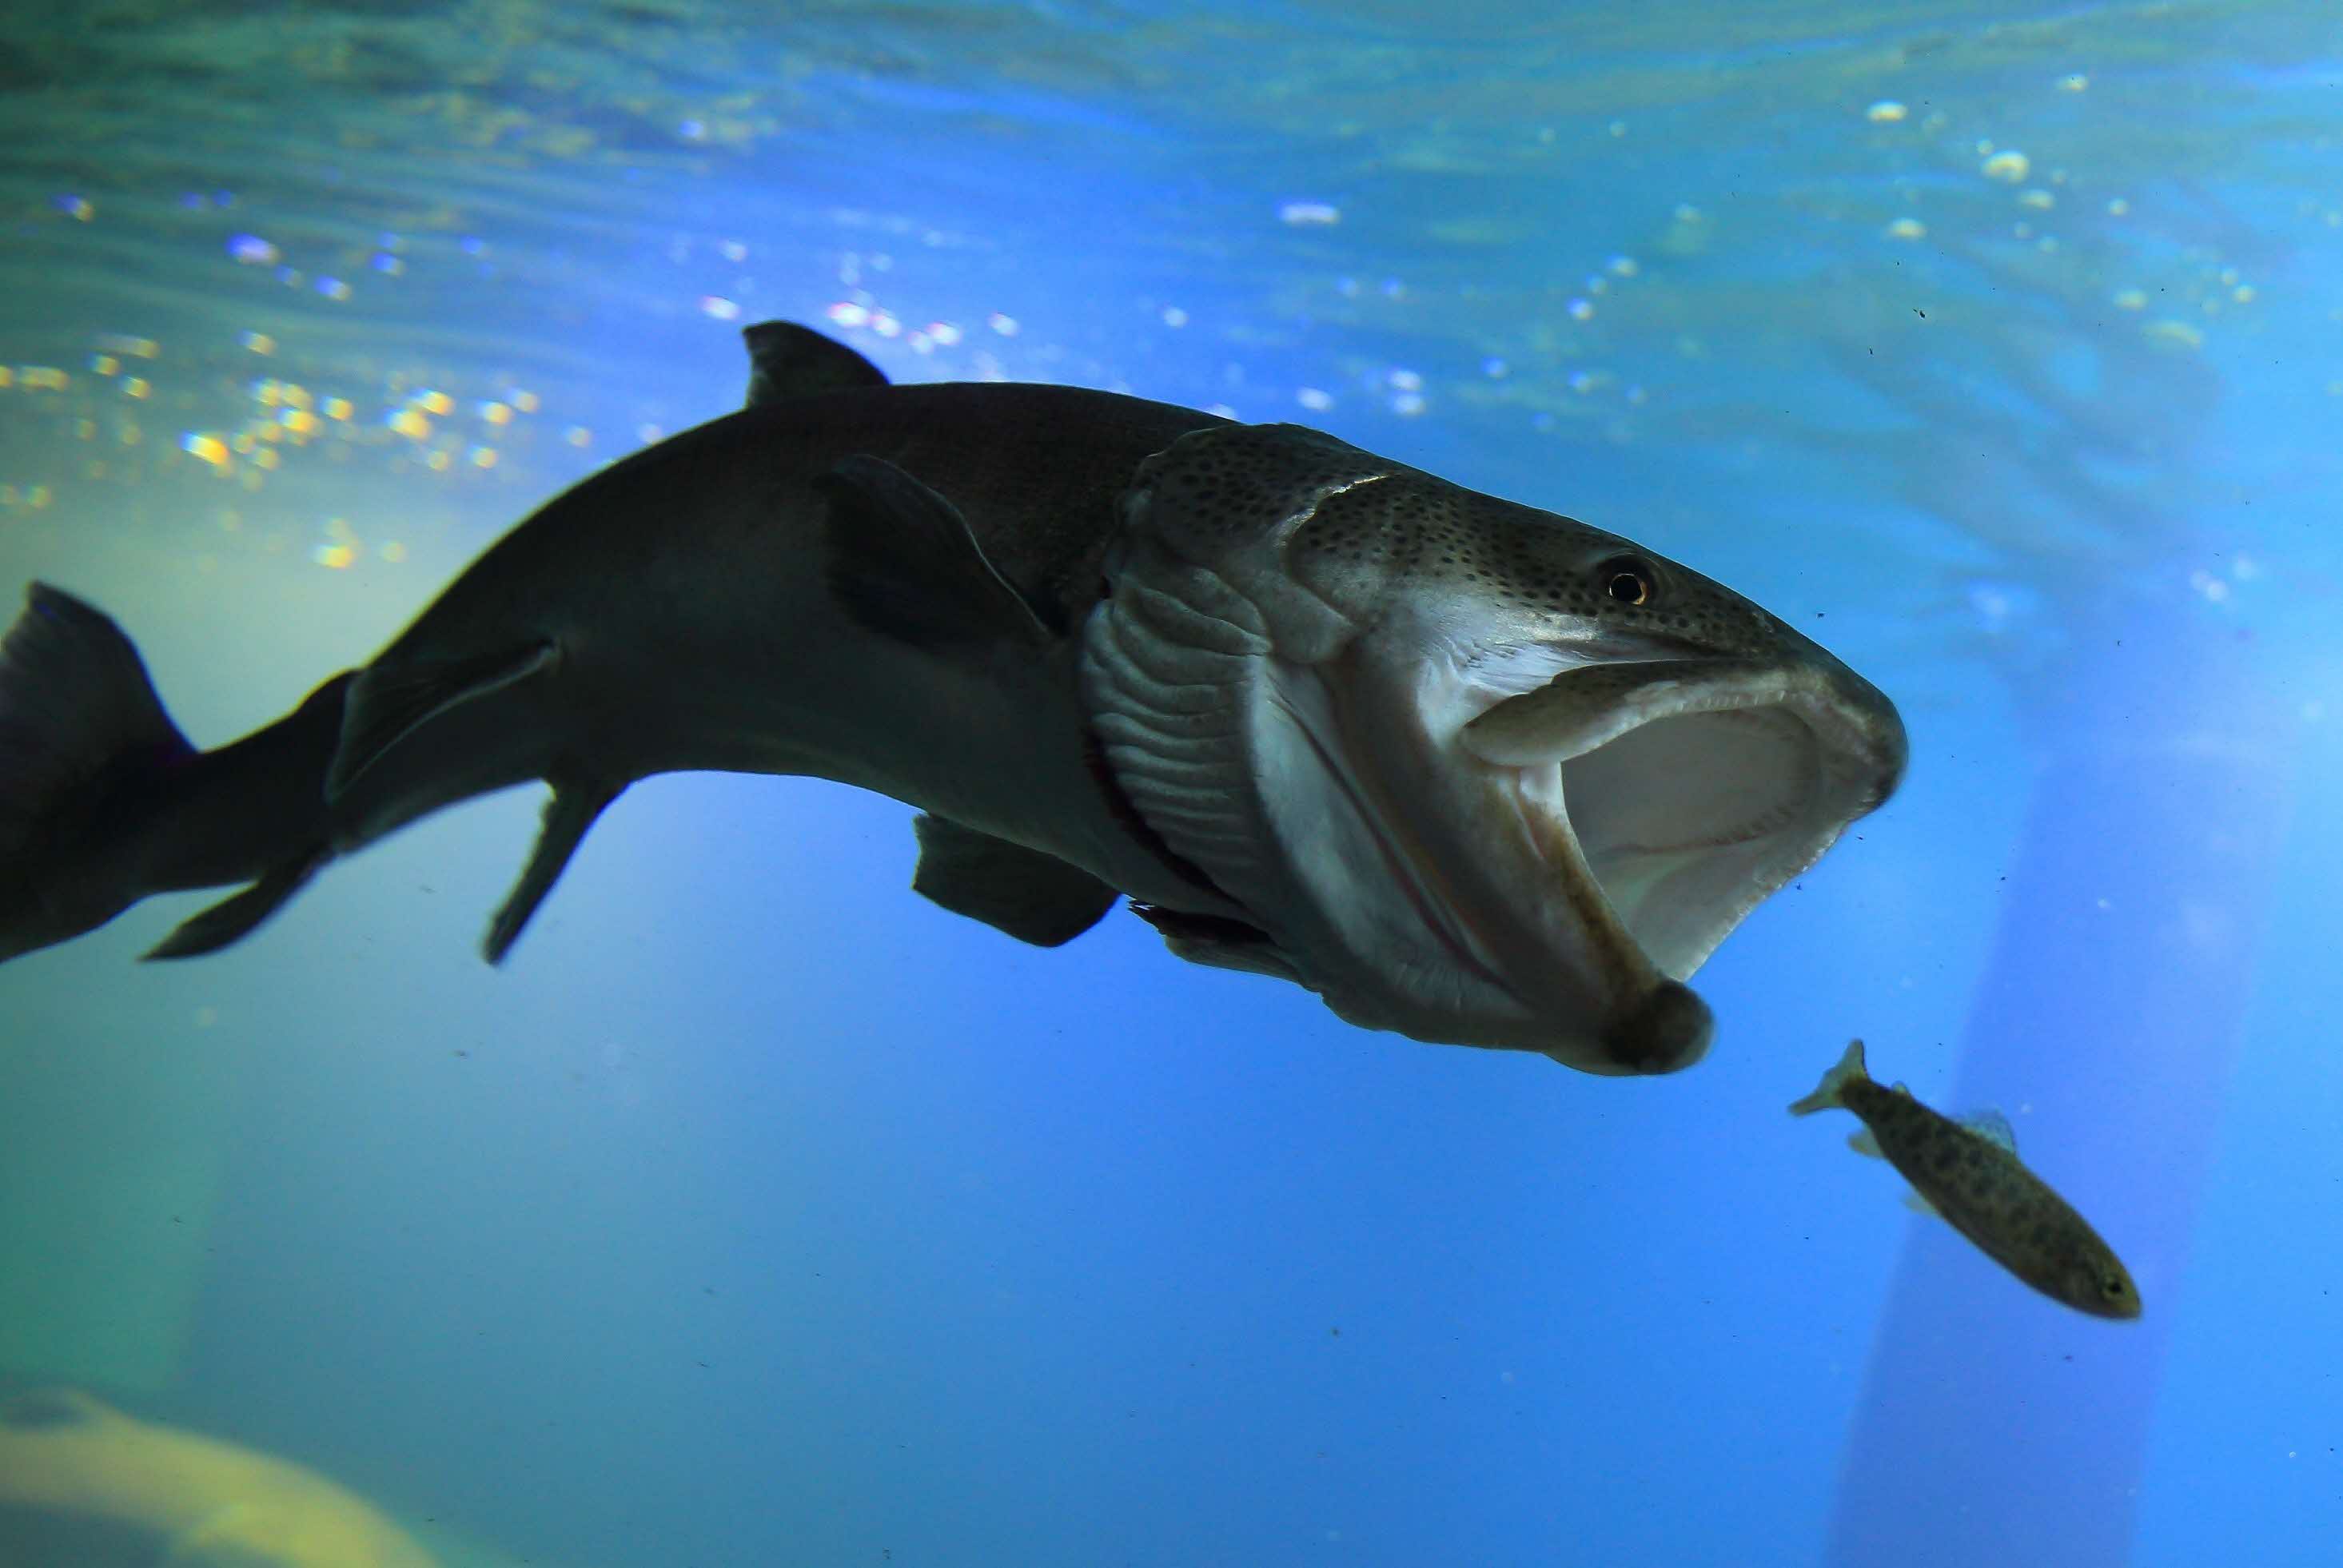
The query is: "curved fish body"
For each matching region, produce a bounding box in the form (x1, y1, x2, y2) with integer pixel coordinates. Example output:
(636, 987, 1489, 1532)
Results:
(0, 322, 1905, 1073)
(0, 632, 554, 965)
(0, 1387, 437, 1567)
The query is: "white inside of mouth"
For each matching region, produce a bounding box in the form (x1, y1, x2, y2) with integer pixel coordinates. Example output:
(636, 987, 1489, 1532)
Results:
(1556, 704, 1828, 978)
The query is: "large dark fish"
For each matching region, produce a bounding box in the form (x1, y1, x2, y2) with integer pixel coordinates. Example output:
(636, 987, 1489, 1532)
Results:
(1790, 1039, 2142, 1319)
(0, 322, 1906, 1074)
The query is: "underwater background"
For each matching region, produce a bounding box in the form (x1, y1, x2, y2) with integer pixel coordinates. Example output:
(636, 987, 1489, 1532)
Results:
(0, 2, 2338, 1564)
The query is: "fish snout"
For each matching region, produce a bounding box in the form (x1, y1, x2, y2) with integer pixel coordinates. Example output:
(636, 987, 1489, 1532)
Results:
(1807, 654, 1910, 814)
(1584, 978, 1713, 1074)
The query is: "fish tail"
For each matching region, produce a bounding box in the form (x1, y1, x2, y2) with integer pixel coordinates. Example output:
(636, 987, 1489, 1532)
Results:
(0, 583, 193, 961)
(1787, 1037, 1870, 1116)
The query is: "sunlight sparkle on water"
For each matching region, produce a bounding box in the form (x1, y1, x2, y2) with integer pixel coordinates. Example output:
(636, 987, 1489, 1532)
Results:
(180, 433, 231, 470)
(1982, 149, 2031, 182)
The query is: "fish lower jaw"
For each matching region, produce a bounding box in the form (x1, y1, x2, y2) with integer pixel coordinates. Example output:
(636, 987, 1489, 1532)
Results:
(1235, 659, 1696, 1068)
(1291, 722, 1727, 1072)
(1303, 754, 1692, 1069)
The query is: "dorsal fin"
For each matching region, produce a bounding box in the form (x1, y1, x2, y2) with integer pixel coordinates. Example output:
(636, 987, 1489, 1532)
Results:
(1954, 1108, 2019, 1153)
(742, 321, 888, 406)
(0, 1387, 108, 1429)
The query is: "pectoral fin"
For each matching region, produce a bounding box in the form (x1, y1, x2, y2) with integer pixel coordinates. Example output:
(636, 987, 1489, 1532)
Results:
(822, 456, 1062, 650)
(329, 640, 556, 798)
(1128, 901, 1297, 981)
(911, 814, 1118, 947)
(144, 846, 330, 960)
(484, 774, 622, 963)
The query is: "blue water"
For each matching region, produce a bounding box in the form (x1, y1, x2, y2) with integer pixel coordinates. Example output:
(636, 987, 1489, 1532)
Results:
(0, 4, 2338, 1565)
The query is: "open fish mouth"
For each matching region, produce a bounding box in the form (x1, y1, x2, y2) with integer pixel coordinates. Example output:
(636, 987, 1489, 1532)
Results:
(1460, 656, 1903, 983)
(1083, 578, 1906, 1075)
(1248, 647, 1907, 1074)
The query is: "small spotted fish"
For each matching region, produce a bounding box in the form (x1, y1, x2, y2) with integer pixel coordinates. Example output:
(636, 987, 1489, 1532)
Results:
(1789, 1039, 2141, 1320)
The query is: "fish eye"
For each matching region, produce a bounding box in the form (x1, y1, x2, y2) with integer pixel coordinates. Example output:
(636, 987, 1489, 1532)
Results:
(2099, 1274, 2129, 1299)
(1596, 555, 1656, 607)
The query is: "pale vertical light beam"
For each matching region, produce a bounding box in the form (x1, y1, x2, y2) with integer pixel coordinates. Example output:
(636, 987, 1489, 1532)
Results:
(1827, 598, 2293, 1567)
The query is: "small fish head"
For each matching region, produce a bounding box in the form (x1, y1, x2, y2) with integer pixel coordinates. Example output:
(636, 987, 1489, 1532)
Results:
(2062, 1252, 2144, 1321)
(1081, 423, 1905, 1071)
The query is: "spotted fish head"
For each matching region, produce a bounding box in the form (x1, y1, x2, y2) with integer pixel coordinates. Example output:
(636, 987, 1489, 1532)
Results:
(1079, 423, 1907, 1074)
(2058, 1246, 2144, 1320)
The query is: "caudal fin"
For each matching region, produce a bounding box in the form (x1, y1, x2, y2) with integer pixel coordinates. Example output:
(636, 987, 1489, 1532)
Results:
(0, 583, 193, 959)
(1787, 1038, 1870, 1116)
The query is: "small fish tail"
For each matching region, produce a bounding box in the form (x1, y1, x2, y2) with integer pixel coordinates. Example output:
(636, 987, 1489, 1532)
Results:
(0, 583, 193, 961)
(1787, 1038, 1870, 1116)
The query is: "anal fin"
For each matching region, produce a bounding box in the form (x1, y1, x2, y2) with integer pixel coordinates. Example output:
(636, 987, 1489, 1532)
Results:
(484, 774, 621, 964)
(911, 814, 1117, 947)
(143, 846, 329, 960)
(329, 640, 556, 798)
